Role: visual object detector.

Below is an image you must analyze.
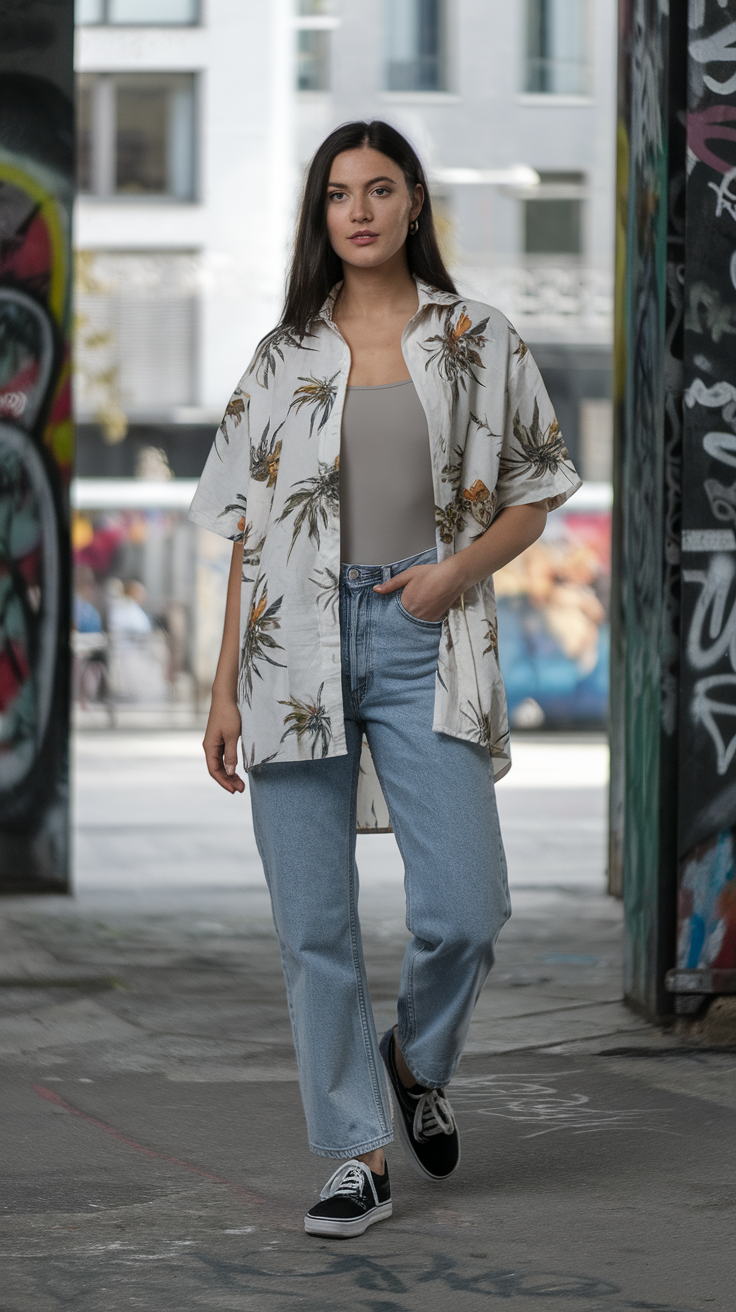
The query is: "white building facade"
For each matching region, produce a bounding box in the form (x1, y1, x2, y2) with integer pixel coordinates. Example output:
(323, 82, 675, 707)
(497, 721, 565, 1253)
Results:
(74, 0, 616, 479)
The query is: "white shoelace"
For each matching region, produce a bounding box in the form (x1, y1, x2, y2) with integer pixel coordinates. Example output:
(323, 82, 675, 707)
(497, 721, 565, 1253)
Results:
(411, 1087, 456, 1141)
(319, 1159, 378, 1206)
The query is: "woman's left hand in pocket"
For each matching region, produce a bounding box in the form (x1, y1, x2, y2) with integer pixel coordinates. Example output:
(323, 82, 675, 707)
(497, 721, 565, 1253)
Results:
(373, 560, 463, 623)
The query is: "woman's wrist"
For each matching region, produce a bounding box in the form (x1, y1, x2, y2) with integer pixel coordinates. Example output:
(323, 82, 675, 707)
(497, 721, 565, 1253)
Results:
(211, 676, 239, 706)
(442, 549, 485, 598)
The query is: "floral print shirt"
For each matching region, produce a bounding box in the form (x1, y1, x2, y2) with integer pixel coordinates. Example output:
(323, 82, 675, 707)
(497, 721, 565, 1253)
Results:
(189, 278, 581, 830)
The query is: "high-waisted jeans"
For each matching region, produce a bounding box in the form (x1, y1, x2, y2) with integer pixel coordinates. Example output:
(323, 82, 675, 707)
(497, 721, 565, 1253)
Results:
(249, 547, 511, 1159)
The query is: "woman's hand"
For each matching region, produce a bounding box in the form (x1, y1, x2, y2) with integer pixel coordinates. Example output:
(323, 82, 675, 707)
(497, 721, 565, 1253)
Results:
(204, 541, 245, 793)
(373, 559, 462, 622)
(373, 502, 550, 621)
(203, 690, 245, 794)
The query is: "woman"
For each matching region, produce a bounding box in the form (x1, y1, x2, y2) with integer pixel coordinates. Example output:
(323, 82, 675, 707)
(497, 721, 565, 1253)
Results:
(189, 121, 580, 1238)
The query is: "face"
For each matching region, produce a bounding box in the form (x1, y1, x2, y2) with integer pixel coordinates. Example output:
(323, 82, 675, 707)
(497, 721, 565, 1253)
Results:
(325, 146, 423, 270)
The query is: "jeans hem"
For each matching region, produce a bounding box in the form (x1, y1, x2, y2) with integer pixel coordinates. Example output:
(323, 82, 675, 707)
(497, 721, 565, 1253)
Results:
(309, 1132, 395, 1160)
(396, 1027, 456, 1090)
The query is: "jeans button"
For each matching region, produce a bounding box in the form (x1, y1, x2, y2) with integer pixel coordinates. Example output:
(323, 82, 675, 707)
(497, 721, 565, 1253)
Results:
(348, 568, 359, 580)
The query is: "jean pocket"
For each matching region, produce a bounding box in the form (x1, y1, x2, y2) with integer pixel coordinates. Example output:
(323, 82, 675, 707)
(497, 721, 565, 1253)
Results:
(396, 594, 444, 628)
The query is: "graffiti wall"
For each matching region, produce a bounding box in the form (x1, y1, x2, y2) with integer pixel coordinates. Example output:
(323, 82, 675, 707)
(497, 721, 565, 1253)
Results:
(0, 5, 74, 889)
(613, 0, 681, 1016)
(674, 0, 736, 993)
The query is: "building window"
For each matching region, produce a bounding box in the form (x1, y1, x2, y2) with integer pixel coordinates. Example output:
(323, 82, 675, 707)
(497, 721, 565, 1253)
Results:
(525, 0, 589, 95)
(75, 251, 199, 418)
(76, 74, 196, 200)
(523, 172, 584, 255)
(298, 31, 331, 91)
(77, 0, 199, 24)
(385, 0, 446, 93)
(296, 0, 336, 93)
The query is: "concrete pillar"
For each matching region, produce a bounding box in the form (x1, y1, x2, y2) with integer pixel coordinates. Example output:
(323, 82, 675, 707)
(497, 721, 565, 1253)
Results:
(612, 0, 736, 1020)
(0, 2, 74, 891)
(669, 0, 736, 1016)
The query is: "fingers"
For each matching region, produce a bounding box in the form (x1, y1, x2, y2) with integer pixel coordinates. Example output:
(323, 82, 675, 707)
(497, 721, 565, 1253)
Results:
(373, 568, 412, 594)
(203, 731, 245, 794)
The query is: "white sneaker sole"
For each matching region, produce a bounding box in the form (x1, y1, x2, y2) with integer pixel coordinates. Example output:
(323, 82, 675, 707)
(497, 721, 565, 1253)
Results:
(304, 1200, 392, 1238)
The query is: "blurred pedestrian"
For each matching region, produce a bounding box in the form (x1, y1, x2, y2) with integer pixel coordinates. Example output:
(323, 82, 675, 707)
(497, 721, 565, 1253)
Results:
(73, 564, 103, 634)
(190, 121, 580, 1237)
(107, 579, 152, 634)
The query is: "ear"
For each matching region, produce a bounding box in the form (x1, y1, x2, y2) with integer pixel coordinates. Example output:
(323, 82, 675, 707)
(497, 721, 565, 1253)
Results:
(410, 182, 424, 222)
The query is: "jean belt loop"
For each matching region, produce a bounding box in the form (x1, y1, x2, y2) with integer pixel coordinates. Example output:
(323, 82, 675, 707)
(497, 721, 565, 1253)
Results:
(382, 565, 391, 584)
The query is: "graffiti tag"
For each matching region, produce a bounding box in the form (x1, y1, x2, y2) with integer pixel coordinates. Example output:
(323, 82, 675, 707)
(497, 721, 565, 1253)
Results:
(0, 391, 27, 418)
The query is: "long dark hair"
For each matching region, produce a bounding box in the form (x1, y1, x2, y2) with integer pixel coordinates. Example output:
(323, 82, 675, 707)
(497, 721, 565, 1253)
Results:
(280, 120, 457, 338)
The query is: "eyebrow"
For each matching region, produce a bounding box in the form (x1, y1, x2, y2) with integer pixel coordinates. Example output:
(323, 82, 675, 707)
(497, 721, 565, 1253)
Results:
(327, 176, 397, 188)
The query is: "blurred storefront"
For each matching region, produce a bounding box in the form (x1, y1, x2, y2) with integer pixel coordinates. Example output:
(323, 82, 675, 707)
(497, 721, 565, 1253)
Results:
(70, 479, 229, 726)
(496, 484, 610, 729)
(70, 476, 611, 730)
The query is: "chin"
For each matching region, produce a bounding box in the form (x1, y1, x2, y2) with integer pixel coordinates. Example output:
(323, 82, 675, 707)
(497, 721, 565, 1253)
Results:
(342, 246, 393, 270)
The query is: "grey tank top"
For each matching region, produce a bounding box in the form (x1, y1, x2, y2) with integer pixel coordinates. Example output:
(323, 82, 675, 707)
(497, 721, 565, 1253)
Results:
(339, 378, 436, 566)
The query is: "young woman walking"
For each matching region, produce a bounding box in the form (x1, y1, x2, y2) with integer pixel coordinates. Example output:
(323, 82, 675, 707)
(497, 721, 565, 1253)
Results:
(189, 120, 580, 1237)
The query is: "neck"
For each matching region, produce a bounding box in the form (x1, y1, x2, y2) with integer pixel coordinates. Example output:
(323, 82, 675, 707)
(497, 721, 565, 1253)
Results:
(336, 249, 418, 320)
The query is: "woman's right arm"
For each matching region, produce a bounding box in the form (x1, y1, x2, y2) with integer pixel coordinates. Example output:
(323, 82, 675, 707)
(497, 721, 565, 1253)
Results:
(203, 542, 245, 793)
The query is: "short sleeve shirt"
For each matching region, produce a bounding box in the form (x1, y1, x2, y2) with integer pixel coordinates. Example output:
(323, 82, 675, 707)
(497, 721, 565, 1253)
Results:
(189, 279, 582, 830)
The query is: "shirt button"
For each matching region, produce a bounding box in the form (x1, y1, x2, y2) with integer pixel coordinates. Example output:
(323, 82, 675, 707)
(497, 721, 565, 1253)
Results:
(348, 568, 359, 580)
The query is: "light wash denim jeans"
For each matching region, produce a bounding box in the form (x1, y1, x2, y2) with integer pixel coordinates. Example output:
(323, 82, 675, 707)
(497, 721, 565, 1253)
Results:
(249, 547, 510, 1159)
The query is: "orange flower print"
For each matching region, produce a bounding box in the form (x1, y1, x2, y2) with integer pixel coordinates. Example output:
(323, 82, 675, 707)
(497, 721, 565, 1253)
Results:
(422, 304, 489, 401)
(463, 479, 491, 504)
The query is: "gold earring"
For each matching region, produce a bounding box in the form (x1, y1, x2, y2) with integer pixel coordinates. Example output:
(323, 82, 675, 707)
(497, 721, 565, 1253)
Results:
(409, 218, 419, 235)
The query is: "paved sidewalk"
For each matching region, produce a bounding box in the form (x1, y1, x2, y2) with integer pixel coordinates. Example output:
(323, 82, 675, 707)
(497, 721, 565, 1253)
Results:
(0, 733, 733, 1311)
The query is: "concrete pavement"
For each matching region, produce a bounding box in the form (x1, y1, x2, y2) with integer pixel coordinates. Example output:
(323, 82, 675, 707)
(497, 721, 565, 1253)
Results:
(0, 733, 733, 1311)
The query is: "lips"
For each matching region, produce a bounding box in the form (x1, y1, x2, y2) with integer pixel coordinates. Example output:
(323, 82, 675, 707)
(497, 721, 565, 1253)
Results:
(349, 231, 379, 244)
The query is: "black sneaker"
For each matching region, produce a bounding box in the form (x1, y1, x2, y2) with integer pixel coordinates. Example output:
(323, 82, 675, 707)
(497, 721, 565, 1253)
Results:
(379, 1027, 460, 1181)
(304, 1159, 392, 1238)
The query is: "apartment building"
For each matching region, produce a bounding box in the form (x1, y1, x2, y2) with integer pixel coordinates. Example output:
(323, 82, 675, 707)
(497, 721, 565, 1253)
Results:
(74, 0, 615, 481)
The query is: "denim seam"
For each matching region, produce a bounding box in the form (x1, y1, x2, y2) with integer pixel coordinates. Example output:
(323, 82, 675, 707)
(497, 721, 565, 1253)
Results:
(309, 1131, 394, 1160)
(395, 595, 444, 629)
(345, 721, 392, 1137)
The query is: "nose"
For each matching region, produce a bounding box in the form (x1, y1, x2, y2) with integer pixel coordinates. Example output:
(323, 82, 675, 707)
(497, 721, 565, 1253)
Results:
(350, 192, 372, 224)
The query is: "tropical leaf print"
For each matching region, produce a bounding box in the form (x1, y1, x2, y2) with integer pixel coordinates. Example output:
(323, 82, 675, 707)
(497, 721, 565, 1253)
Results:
(436, 470, 496, 543)
(289, 373, 339, 437)
(239, 575, 285, 707)
(241, 525, 265, 583)
(462, 479, 497, 532)
(441, 446, 466, 493)
(243, 742, 279, 771)
(469, 411, 499, 439)
(219, 491, 249, 542)
(513, 334, 528, 361)
(217, 388, 249, 453)
(278, 682, 333, 759)
(411, 299, 460, 334)
(461, 700, 506, 757)
(278, 456, 340, 560)
(501, 400, 572, 484)
(250, 419, 284, 486)
(421, 305, 489, 399)
(310, 566, 340, 621)
(483, 616, 499, 658)
(435, 498, 467, 545)
(253, 326, 315, 389)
